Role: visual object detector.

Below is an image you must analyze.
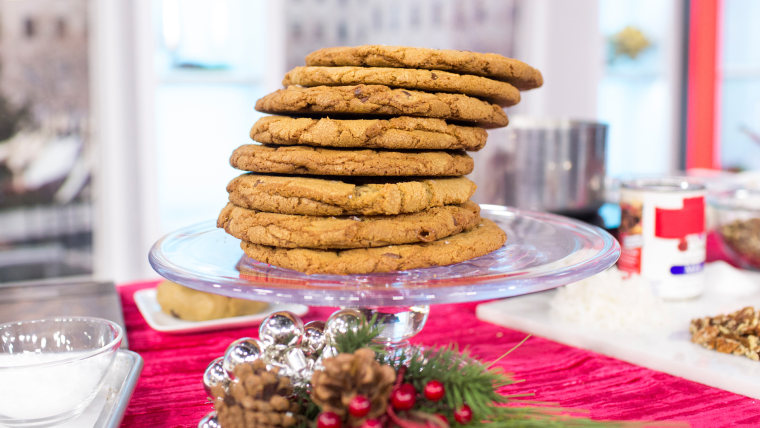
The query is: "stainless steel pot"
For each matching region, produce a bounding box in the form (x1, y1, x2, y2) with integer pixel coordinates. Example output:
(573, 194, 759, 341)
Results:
(470, 117, 608, 214)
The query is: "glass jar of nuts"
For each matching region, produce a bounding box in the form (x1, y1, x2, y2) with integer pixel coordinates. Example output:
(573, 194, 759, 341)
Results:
(709, 188, 760, 270)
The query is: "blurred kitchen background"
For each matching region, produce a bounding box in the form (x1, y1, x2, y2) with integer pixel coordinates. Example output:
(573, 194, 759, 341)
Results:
(0, 0, 757, 283)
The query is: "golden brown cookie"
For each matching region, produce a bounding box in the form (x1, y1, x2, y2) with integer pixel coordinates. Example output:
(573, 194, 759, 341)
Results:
(218, 201, 480, 249)
(305, 45, 543, 90)
(250, 116, 487, 151)
(282, 66, 520, 107)
(239, 219, 506, 274)
(230, 145, 473, 176)
(155, 280, 269, 321)
(254, 84, 509, 128)
(227, 174, 477, 216)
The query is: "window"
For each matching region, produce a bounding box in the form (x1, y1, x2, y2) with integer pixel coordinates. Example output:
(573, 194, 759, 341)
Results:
(719, 0, 760, 171)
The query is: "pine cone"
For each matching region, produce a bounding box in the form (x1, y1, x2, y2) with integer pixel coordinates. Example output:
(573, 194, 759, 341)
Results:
(210, 359, 302, 428)
(311, 348, 396, 426)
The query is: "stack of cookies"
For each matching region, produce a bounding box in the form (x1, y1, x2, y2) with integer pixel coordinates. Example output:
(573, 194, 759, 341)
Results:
(218, 46, 542, 275)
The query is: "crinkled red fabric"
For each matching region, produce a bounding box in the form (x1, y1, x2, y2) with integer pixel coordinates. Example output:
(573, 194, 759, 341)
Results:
(118, 281, 760, 428)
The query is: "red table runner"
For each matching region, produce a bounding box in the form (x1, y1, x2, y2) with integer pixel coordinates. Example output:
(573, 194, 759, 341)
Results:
(118, 280, 760, 427)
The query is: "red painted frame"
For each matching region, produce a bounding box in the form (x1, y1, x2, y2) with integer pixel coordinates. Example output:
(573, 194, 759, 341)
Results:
(685, 0, 722, 169)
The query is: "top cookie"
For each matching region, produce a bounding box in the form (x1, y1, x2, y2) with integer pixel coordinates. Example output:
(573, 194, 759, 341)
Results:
(305, 45, 543, 91)
(255, 84, 509, 128)
(282, 66, 520, 107)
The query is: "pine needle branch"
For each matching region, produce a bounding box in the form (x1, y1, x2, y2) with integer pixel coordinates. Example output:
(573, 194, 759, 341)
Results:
(332, 313, 384, 355)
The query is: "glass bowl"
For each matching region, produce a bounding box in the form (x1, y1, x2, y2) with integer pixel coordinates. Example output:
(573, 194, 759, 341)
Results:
(709, 188, 760, 270)
(0, 317, 123, 426)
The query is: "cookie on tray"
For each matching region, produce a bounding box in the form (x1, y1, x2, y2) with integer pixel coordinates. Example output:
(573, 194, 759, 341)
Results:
(282, 66, 520, 107)
(305, 45, 543, 90)
(250, 116, 487, 151)
(218, 201, 480, 249)
(226, 174, 477, 216)
(230, 145, 474, 176)
(239, 219, 507, 274)
(254, 84, 509, 128)
(156, 280, 268, 321)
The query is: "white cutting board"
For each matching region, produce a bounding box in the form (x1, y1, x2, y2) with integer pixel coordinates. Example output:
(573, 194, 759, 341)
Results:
(476, 262, 760, 399)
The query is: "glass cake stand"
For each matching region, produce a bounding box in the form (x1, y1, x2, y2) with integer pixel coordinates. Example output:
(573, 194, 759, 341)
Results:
(149, 204, 620, 347)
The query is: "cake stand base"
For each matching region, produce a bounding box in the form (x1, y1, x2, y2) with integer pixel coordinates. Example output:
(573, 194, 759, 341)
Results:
(355, 305, 430, 354)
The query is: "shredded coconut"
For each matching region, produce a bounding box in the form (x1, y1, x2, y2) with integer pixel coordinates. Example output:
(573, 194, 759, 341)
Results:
(549, 268, 672, 334)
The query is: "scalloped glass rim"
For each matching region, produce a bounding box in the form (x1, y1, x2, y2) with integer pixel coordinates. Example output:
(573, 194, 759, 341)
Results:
(148, 205, 620, 306)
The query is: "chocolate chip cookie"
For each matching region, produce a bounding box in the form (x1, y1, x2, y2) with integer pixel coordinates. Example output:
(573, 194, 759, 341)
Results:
(282, 66, 520, 107)
(254, 84, 509, 128)
(239, 218, 507, 274)
(227, 174, 477, 216)
(305, 45, 543, 90)
(218, 201, 480, 249)
(230, 145, 474, 176)
(250, 116, 487, 151)
(156, 280, 268, 321)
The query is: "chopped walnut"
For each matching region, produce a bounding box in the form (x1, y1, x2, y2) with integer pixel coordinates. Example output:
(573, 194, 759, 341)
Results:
(690, 307, 760, 361)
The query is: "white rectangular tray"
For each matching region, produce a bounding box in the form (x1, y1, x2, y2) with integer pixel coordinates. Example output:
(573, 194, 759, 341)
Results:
(134, 288, 308, 333)
(476, 265, 760, 400)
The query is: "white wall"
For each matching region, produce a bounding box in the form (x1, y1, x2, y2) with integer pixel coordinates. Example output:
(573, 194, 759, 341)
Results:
(89, 0, 158, 282)
(513, 0, 603, 120)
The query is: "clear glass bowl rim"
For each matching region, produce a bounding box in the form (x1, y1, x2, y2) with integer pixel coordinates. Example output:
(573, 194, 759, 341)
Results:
(708, 188, 760, 212)
(0, 316, 123, 370)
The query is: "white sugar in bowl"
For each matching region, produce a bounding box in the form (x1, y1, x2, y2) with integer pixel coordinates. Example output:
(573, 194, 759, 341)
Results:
(0, 317, 123, 426)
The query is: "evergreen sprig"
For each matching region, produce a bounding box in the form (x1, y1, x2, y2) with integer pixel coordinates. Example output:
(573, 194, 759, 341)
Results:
(389, 346, 511, 421)
(331, 313, 384, 355)
(390, 346, 617, 427)
(292, 389, 320, 428)
(290, 375, 320, 428)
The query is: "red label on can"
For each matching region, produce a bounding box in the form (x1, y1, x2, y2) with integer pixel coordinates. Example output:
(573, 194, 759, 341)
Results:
(654, 196, 705, 238)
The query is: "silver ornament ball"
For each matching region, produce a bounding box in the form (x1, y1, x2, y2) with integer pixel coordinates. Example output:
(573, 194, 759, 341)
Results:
(302, 320, 326, 356)
(222, 337, 262, 376)
(198, 411, 220, 428)
(259, 311, 305, 347)
(202, 356, 229, 397)
(326, 308, 363, 340)
(262, 344, 288, 367)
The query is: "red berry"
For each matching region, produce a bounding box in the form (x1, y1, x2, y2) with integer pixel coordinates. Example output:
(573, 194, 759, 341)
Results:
(348, 395, 371, 418)
(423, 380, 445, 401)
(391, 383, 417, 410)
(435, 414, 448, 424)
(454, 404, 473, 424)
(360, 419, 382, 428)
(317, 411, 342, 428)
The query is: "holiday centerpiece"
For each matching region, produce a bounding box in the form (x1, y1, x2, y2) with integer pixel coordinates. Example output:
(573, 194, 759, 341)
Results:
(198, 311, 609, 428)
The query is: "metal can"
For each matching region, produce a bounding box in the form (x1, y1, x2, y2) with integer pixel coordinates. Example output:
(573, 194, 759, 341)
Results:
(618, 178, 706, 299)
